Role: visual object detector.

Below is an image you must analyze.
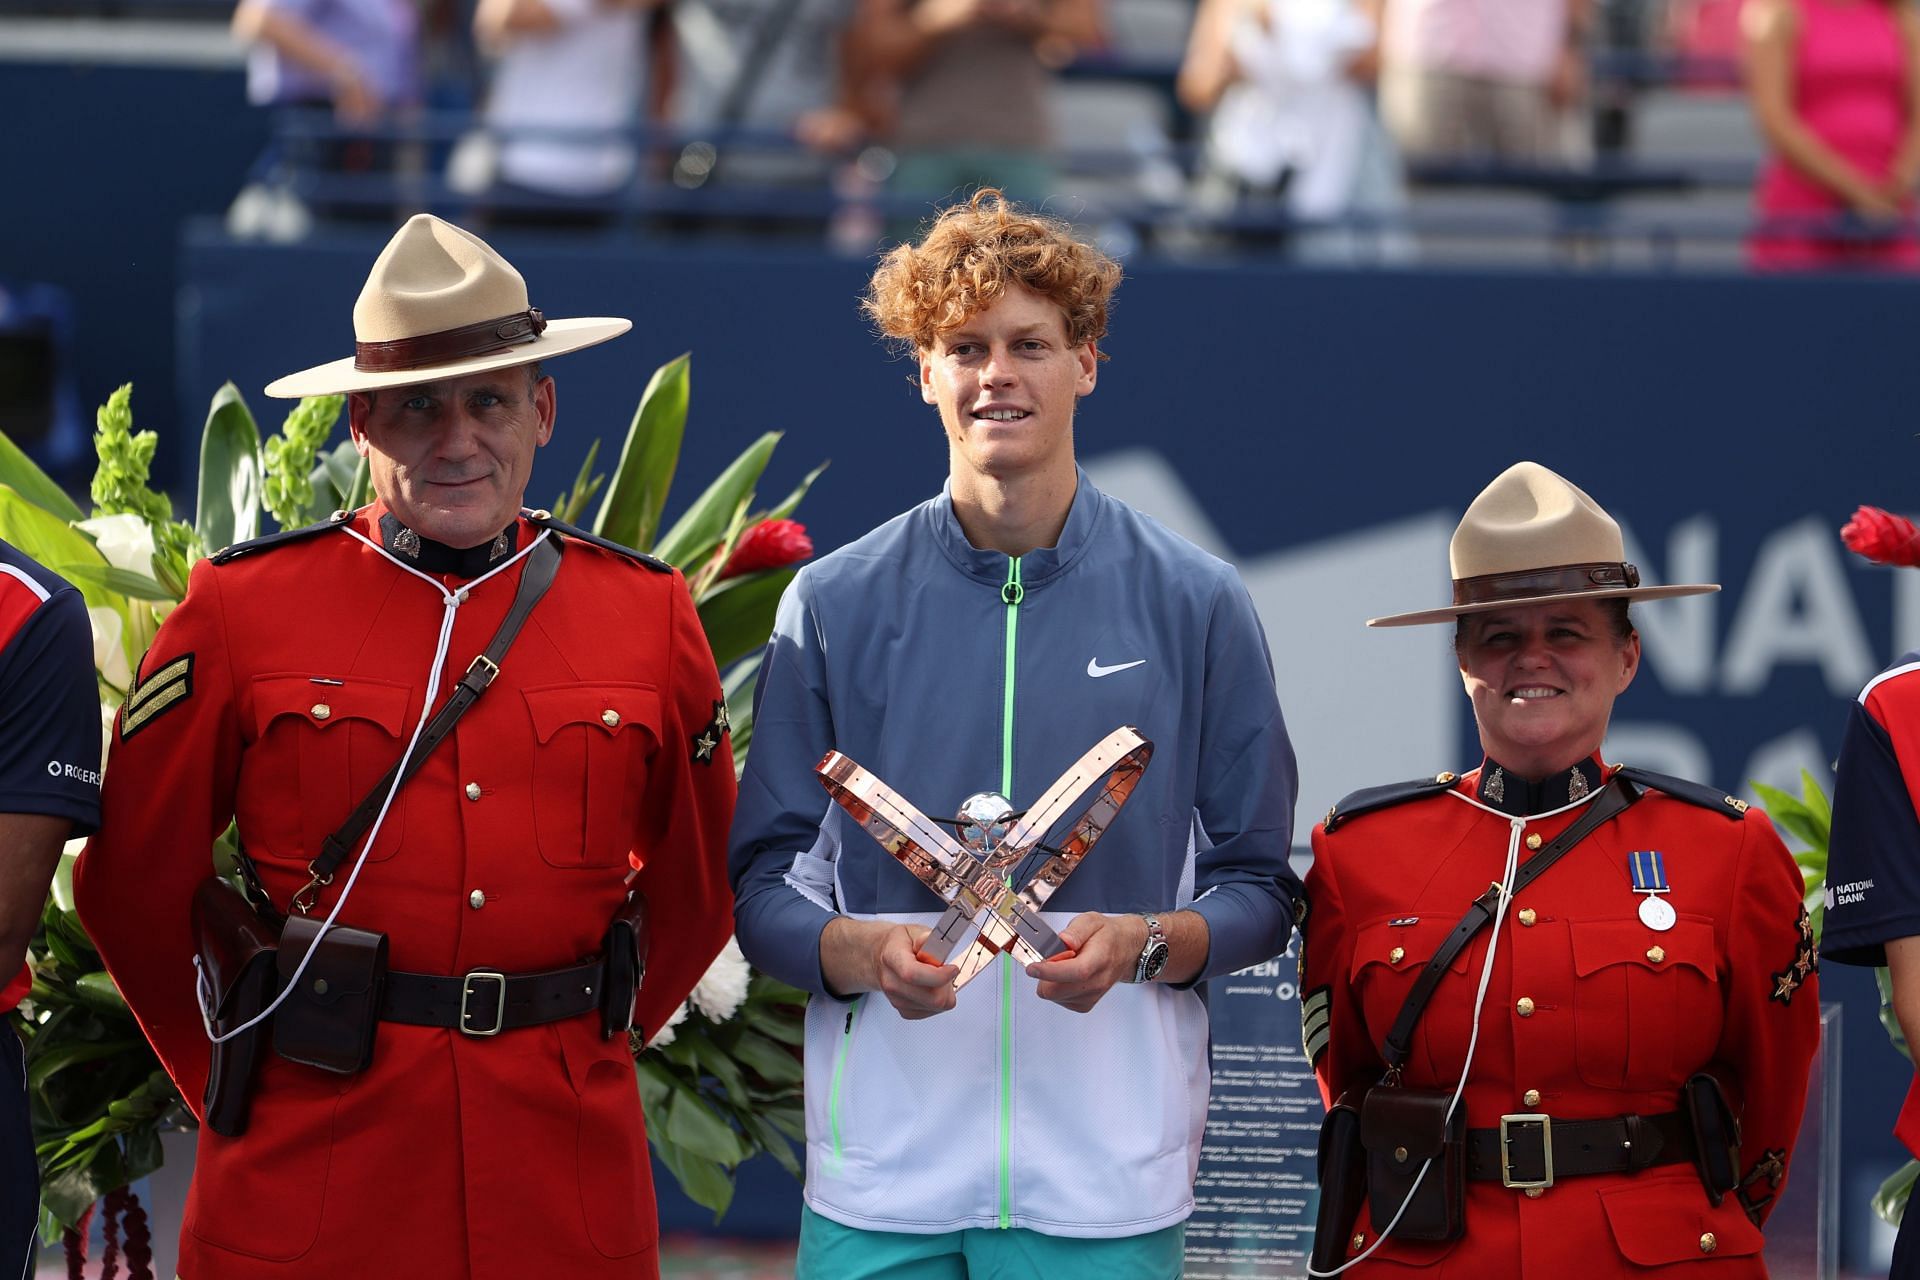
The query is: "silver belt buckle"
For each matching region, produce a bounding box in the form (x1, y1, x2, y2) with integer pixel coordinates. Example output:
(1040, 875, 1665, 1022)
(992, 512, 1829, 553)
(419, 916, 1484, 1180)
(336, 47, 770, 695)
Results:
(1498, 1113, 1553, 1189)
(460, 969, 508, 1037)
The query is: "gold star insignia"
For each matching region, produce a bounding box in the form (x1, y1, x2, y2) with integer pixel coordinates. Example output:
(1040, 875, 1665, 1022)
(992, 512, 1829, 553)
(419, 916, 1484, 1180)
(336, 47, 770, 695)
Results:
(691, 699, 730, 765)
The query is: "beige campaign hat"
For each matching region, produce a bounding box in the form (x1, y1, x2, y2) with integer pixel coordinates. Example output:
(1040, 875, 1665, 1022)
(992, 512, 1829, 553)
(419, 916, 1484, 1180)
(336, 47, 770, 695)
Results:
(1367, 461, 1720, 627)
(264, 214, 631, 398)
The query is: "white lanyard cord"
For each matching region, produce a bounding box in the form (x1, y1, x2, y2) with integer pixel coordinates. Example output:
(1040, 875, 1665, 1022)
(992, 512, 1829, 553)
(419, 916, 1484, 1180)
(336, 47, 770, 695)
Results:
(1307, 786, 1600, 1277)
(194, 528, 551, 1044)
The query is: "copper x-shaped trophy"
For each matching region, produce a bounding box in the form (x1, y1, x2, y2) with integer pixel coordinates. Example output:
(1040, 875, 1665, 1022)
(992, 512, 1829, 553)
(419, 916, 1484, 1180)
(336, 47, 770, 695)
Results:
(816, 726, 1154, 989)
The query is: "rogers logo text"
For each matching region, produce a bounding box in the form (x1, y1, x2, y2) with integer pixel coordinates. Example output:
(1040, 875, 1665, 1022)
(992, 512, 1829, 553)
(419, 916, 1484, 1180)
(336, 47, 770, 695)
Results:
(46, 760, 101, 787)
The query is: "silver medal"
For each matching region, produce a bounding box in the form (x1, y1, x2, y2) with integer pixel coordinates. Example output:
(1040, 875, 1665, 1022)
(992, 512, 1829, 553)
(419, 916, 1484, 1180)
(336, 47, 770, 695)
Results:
(1637, 895, 1676, 932)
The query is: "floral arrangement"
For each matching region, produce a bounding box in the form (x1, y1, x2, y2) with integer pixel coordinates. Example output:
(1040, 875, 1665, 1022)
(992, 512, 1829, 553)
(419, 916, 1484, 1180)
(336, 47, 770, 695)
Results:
(2, 354, 819, 1267)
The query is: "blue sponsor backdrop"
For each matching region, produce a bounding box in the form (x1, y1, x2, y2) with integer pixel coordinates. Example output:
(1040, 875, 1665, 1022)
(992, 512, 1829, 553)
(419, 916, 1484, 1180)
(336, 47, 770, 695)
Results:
(182, 227, 1920, 1267)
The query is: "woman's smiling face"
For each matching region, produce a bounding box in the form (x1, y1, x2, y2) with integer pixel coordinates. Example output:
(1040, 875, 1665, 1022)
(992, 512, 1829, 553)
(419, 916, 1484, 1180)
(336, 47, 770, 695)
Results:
(1455, 599, 1640, 778)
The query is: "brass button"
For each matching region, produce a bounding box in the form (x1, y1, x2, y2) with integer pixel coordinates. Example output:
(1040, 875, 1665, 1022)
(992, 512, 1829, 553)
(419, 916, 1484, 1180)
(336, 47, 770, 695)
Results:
(601, 709, 620, 727)
(1700, 1233, 1716, 1254)
(465, 782, 482, 801)
(1393, 1146, 1409, 1163)
(1646, 945, 1666, 964)
(1516, 997, 1535, 1017)
(1517, 907, 1537, 927)
(313, 978, 329, 995)
(1525, 1186, 1545, 1199)
(1435, 772, 1456, 784)
(469, 889, 486, 910)
(1351, 1233, 1365, 1251)
(1525, 832, 1542, 851)
(311, 703, 331, 720)
(1523, 1088, 1541, 1107)
(1389, 946, 1406, 964)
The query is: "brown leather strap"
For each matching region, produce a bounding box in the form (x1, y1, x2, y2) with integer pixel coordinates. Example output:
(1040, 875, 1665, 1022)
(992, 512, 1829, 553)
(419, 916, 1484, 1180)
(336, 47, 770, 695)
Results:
(1466, 1110, 1693, 1183)
(354, 308, 547, 373)
(1452, 561, 1640, 608)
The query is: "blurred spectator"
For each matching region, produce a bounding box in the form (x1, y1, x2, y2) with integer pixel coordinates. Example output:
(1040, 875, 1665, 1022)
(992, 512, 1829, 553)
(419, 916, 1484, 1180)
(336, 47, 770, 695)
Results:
(232, 0, 421, 122)
(1744, 0, 1920, 270)
(1176, 0, 1411, 260)
(1376, 0, 1591, 164)
(843, 0, 1104, 213)
(465, 0, 661, 224)
(669, 0, 867, 191)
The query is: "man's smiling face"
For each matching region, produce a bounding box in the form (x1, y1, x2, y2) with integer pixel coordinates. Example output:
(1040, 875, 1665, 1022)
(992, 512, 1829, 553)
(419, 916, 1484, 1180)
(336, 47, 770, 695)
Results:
(349, 366, 554, 548)
(918, 283, 1097, 486)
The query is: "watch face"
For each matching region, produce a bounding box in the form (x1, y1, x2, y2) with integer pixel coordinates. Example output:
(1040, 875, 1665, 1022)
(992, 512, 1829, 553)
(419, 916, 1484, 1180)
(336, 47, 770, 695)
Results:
(1139, 942, 1170, 983)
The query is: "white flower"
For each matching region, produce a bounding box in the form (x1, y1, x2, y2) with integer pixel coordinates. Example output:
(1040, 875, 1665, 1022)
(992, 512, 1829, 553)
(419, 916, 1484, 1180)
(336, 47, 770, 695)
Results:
(646, 1000, 691, 1049)
(87, 606, 131, 692)
(75, 514, 156, 576)
(689, 937, 750, 1024)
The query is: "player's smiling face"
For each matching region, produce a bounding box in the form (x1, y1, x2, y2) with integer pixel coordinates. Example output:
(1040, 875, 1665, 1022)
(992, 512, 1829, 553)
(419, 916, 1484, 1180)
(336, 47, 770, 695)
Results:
(919, 284, 1097, 485)
(1455, 599, 1640, 779)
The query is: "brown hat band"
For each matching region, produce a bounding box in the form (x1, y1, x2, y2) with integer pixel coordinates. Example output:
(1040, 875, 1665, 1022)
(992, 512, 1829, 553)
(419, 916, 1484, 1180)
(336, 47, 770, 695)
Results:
(1452, 561, 1641, 608)
(354, 308, 548, 374)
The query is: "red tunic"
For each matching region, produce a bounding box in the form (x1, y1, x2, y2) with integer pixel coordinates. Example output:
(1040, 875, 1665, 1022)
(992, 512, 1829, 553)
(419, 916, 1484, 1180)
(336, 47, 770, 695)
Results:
(1304, 764, 1819, 1277)
(75, 509, 735, 1279)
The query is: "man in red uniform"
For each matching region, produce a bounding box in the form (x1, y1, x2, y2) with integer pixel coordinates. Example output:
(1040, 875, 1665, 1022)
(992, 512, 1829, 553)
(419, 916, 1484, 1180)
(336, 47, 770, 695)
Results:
(77, 215, 735, 1278)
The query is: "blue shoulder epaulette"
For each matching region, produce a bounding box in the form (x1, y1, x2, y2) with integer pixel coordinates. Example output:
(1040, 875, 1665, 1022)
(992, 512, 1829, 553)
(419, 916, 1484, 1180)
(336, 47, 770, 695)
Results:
(1613, 765, 1750, 820)
(209, 509, 355, 565)
(525, 510, 671, 573)
(1322, 772, 1461, 833)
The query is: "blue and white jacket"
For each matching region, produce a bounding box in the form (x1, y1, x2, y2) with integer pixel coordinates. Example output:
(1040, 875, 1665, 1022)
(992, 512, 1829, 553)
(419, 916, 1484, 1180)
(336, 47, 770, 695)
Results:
(729, 471, 1302, 1238)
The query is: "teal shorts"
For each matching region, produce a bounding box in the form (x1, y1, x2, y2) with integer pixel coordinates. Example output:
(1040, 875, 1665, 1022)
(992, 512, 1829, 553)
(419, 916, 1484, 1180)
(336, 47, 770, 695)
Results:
(796, 1206, 1186, 1280)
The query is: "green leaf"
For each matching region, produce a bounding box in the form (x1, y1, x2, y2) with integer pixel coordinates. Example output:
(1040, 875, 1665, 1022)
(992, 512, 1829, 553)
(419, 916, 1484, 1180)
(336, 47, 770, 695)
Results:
(663, 1090, 747, 1164)
(1881, 966, 1913, 1061)
(71, 972, 127, 1015)
(696, 569, 796, 673)
(1799, 768, 1833, 827)
(730, 1029, 804, 1086)
(595, 354, 690, 552)
(54, 560, 174, 602)
(40, 1158, 116, 1229)
(0, 429, 83, 523)
(196, 383, 263, 553)
(754, 1006, 807, 1046)
(1751, 781, 1826, 851)
(740, 1110, 803, 1178)
(1877, 1158, 1920, 1225)
(684, 1032, 752, 1105)
(27, 1038, 140, 1094)
(762, 460, 830, 523)
(124, 1124, 164, 1182)
(318, 439, 359, 507)
(654, 1135, 736, 1218)
(0, 487, 115, 611)
(345, 452, 371, 512)
(652, 431, 779, 569)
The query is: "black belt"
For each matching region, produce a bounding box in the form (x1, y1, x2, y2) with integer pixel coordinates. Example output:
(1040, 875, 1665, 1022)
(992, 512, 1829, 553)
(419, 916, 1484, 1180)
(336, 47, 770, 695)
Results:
(380, 960, 602, 1037)
(1465, 1110, 1694, 1189)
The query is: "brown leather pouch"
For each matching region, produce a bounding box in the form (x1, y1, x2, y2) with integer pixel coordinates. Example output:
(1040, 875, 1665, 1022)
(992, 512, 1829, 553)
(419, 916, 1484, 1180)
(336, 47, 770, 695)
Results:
(599, 892, 650, 1040)
(1683, 1071, 1742, 1208)
(1361, 1086, 1465, 1242)
(1311, 1095, 1369, 1272)
(273, 915, 389, 1074)
(191, 876, 281, 1136)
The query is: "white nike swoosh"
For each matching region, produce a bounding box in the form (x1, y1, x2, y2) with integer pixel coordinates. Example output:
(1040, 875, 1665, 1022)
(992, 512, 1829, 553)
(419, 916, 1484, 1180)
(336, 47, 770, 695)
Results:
(1087, 657, 1147, 678)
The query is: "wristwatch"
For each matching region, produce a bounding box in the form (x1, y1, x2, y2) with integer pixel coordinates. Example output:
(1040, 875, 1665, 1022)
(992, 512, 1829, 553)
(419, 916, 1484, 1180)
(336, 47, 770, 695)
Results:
(1131, 913, 1170, 984)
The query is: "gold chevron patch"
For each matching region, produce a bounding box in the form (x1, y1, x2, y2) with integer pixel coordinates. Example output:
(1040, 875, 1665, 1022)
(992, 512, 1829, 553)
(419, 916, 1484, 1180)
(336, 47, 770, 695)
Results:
(122, 653, 194, 739)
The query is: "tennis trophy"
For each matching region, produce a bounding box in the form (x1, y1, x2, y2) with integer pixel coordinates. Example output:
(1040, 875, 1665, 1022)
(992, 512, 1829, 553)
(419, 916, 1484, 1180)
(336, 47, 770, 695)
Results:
(815, 727, 1153, 988)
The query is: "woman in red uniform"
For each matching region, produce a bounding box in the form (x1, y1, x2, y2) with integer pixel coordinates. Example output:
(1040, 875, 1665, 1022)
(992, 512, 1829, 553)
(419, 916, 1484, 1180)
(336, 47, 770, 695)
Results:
(1302, 461, 1820, 1278)
(1745, 0, 1920, 270)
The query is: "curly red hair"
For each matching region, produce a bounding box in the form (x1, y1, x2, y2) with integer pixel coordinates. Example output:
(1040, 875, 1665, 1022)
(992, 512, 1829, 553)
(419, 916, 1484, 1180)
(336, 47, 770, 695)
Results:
(863, 189, 1122, 358)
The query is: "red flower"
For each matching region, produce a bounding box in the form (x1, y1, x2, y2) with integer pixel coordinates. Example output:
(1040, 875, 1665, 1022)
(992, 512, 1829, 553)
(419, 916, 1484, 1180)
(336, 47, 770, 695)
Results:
(720, 518, 813, 579)
(1841, 505, 1920, 567)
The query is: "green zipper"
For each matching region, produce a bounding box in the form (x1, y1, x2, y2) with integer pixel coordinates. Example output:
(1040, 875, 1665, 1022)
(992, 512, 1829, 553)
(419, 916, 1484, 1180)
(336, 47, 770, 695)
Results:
(997, 556, 1023, 1228)
(827, 996, 862, 1171)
